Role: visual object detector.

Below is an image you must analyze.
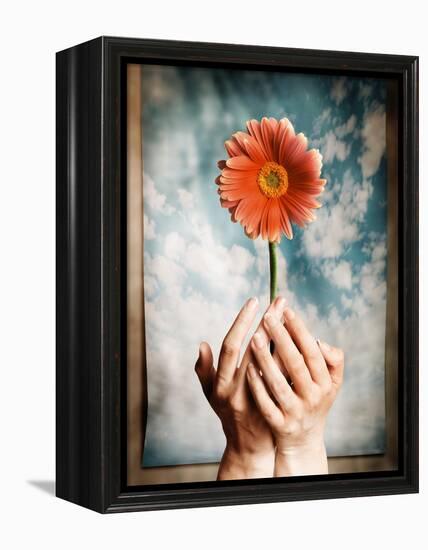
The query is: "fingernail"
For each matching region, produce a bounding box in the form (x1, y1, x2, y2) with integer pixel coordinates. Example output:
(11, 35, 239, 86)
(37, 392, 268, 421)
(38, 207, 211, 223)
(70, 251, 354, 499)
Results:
(284, 307, 295, 320)
(274, 296, 286, 310)
(246, 296, 258, 310)
(264, 312, 276, 327)
(320, 340, 331, 351)
(252, 332, 264, 349)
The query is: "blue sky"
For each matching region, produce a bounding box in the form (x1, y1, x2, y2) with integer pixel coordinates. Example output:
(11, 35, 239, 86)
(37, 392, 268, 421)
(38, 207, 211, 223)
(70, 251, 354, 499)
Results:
(139, 64, 388, 467)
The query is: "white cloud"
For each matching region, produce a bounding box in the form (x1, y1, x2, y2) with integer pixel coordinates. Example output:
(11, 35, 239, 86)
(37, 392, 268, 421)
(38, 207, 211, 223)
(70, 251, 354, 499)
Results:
(164, 231, 186, 260)
(144, 214, 156, 240)
(302, 170, 373, 259)
(177, 188, 195, 210)
(331, 78, 347, 105)
(358, 235, 387, 306)
(358, 107, 386, 179)
(147, 253, 187, 291)
(335, 114, 357, 138)
(323, 260, 353, 290)
(322, 131, 350, 163)
(144, 172, 176, 215)
(312, 108, 332, 135)
(341, 294, 353, 310)
(144, 274, 159, 299)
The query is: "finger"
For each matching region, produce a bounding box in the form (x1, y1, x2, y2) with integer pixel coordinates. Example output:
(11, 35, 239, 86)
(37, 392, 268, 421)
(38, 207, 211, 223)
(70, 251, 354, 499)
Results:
(281, 307, 331, 387)
(262, 312, 313, 397)
(272, 348, 290, 380)
(217, 297, 259, 386)
(250, 332, 298, 412)
(246, 363, 283, 428)
(317, 340, 345, 389)
(195, 342, 215, 399)
(237, 295, 287, 386)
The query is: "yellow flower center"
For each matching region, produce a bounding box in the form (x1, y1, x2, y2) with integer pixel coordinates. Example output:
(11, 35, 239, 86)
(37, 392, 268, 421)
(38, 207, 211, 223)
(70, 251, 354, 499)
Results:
(257, 161, 288, 198)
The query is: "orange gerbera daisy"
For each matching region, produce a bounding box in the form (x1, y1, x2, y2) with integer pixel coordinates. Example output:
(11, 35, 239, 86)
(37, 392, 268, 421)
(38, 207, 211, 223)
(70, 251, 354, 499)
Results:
(216, 117, 326, 243)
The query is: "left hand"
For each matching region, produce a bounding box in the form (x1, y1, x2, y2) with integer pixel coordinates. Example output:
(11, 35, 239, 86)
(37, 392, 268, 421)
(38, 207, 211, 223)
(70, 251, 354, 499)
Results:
(195, 296, 288, 479)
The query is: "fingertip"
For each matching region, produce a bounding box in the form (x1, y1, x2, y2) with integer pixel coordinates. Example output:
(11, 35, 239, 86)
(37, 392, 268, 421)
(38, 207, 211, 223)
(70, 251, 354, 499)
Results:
(318, 340, 344, 365)
(318, 339, 334, 355)
(246, 296, 259, 311)
(197, 341, 213, 369)
(199, 341, 212, 357)
(273, 295, 286, 311)
(283, 307, 295, 321)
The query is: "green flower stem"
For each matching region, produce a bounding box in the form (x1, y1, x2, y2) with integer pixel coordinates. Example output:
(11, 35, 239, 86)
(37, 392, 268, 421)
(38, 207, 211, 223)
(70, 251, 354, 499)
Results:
(268, 241, 278, 304)
(268, 241, 278, 355)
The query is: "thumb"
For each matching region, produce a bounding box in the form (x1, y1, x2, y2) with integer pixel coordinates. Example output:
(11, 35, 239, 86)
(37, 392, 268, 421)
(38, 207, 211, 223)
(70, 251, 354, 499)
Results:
(195, 342, 215, 399)
(317, 340, 345, 389)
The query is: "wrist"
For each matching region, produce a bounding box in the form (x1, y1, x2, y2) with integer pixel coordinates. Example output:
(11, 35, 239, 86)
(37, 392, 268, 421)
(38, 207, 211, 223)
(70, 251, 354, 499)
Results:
(217, 442, 275, 480)
(275, 434, 328, 477)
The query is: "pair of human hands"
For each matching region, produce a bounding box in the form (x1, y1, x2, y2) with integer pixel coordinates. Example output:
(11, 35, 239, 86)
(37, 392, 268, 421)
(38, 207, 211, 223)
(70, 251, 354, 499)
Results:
(195, 296, 344, 479)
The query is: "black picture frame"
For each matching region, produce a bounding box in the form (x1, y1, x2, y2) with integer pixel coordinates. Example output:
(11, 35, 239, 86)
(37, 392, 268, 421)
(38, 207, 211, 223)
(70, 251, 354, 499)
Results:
(56, 36, 419, 513)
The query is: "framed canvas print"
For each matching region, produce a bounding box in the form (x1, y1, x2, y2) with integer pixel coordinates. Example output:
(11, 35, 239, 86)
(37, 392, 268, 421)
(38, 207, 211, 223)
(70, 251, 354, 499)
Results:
(56, 36, 418, 513)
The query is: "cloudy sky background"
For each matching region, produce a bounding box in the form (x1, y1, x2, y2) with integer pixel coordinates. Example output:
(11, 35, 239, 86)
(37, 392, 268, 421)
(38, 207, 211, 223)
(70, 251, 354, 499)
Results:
(139, 64, 389, 467)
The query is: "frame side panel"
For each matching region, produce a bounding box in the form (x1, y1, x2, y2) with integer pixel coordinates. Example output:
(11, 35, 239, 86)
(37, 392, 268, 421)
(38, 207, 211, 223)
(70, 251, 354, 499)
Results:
(56, 38, 104, 512)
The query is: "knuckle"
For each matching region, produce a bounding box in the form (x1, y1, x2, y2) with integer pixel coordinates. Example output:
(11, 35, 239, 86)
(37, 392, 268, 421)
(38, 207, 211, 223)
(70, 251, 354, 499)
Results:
(291, 354, 307, 376)
(264, 409, 279, 426)
(271, 378, 284, 395)
(284, 420, 300, 435)
(306, 391, 321, 412)
(278, 388, 289, 403)
(290, 404, 304, 424)
(213, 382, 227, 402)
(320, 379, 333, 395)
(271, 322, 283, 337)
(221, 339, 238, 358)
(229, 394, 244, 413)
(306, 350, 321, 364)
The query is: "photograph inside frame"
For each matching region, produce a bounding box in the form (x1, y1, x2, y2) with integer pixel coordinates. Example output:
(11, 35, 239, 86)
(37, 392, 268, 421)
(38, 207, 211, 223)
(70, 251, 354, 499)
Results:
(126, 61, 399, 486)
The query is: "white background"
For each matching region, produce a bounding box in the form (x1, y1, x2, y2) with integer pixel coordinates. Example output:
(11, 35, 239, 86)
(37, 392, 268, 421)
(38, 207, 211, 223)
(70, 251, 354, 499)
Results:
(0, 1, 425, 548)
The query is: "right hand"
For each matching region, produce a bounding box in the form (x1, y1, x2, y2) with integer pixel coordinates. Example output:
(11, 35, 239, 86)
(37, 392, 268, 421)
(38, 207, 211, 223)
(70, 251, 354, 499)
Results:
(246, 306, 345, 476)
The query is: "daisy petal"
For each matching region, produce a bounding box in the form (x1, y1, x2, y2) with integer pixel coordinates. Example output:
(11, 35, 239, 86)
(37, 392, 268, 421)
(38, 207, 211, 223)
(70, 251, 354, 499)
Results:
(226, 155, 260, 171)
(246, 119, 270, 158)
(287, 189, 322, 209)
(278, 121, 296, 167)
(260, 117, 275, 160)
(233, 131, 267, 164)
(220, 198, 239, 208)
(282, 132, 308, 169)
(267, 199, 282, 243)
(280, 206, 293, 239)
(238, 195, 268, 233)
(221, 167, 259, 181)
(225, 137, 244, 157)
